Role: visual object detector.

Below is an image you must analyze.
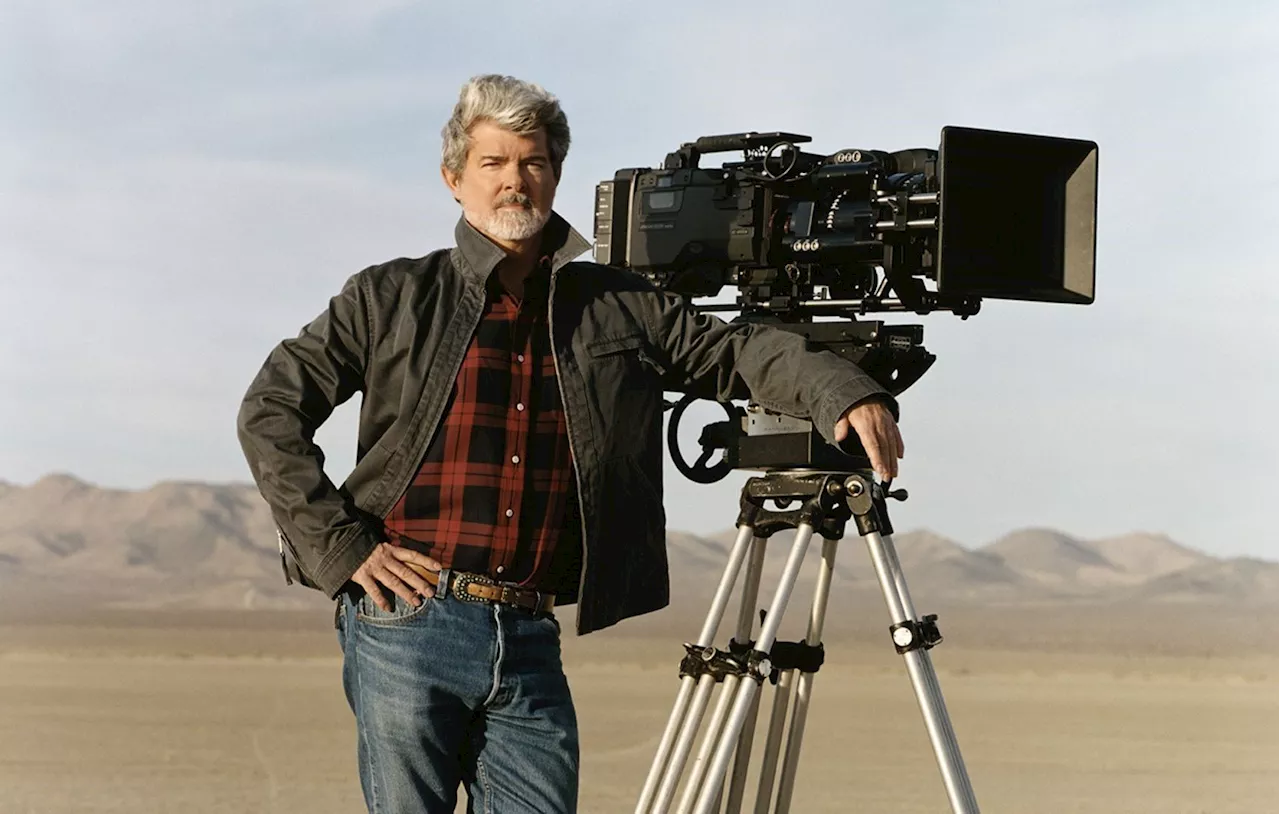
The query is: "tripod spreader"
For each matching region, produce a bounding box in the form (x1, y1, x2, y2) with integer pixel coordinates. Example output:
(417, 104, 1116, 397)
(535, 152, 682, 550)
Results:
(678, 638, 827, 689)
(678, 643, 767, 683)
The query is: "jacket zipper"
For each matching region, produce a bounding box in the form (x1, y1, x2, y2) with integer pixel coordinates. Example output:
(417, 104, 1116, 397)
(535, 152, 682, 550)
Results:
(548, 268, 591, 633)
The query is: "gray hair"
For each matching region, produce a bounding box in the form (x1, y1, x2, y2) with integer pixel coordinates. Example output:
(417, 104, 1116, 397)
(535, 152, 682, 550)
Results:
(441, 74, 571, 178)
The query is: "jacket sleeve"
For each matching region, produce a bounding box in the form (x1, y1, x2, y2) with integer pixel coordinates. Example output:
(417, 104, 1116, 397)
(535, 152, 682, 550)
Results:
(236, 270, 383, 597)
(643, 289, 898, 447)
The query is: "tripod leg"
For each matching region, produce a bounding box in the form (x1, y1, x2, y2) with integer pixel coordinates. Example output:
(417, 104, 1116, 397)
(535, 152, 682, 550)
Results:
(637, 678, 697, 811)
(691, 523, 817, 814)
(653, 675, 719, 813)
(881, 533, 972, 790)
(723, 537, 769, 814)
(772, 536, 839, 813)
(751, 668, 794, 814)
(676, 673, 741, 813)
(678, 535, 770, 814)
(637, 525, 758, 814)
(864, 530, 980, 814)
(695, 525, 759, 647)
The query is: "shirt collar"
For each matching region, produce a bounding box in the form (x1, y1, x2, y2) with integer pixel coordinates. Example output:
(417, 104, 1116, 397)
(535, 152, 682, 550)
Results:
(483, 254, 555, 304)
(452, 210, 592, 284)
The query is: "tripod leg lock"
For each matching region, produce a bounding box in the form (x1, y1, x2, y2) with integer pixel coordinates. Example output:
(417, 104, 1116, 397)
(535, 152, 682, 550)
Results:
(724, 639, 772, 684)
(889, 614, 943, 654)
(678, 642, 750, 682)
(727, 638, 825, 684)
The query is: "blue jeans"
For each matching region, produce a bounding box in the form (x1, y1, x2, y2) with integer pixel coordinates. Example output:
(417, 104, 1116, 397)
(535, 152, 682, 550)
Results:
(336, 572, 579, 813)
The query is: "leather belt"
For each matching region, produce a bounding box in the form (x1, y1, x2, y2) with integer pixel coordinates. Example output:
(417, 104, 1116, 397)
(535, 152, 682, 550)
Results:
(410, 564, 555, 615)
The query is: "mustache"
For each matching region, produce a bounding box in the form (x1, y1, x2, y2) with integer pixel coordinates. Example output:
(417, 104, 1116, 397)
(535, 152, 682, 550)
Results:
(496, 193, 534, 208)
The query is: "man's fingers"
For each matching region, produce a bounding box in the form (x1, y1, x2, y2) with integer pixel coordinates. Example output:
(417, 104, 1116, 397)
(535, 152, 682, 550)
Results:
(352, 572, 389, 612)
(839, 404, 905, 480)
(854, 416, 896, 480)
(386, 548, 441, 597)
(845, 411, 884, 476)
(402, 561, 439, 594)
(354, 547, 421, 610)
(388, 545, 442, 573)
(373, 569, 418, 608)
(880, 423, 898, 479)
(869, 432, 893, 480)
(386, 561, 433, 597)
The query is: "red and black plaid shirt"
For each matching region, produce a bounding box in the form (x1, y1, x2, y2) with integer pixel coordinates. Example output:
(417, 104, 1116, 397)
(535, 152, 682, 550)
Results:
(382, 263, 575, 588)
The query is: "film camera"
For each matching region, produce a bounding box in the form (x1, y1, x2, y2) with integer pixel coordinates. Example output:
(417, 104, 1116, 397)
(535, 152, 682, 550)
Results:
(593, 126, 1098, 482)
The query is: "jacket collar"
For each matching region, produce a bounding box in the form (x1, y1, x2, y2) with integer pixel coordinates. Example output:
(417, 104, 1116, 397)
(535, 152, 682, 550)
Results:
(452, 210, 592, 283)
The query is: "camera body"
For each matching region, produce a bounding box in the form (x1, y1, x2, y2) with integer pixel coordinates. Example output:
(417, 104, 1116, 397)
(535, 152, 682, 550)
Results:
(595, 126, 1097, 317)
(592, 126, 1098, 478)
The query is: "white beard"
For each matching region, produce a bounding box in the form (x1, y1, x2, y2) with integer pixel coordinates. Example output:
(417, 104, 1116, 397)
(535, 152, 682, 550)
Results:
(470, 204, 550, 242)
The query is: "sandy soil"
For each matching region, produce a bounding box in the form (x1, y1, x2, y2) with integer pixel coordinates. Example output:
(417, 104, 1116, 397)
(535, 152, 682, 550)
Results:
(0, 605, 1274, 814)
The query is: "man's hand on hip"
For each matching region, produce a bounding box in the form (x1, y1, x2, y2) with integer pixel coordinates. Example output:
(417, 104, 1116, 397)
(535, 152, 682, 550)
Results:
(833, 398, 904, 481)
(352, 543, 442, 612)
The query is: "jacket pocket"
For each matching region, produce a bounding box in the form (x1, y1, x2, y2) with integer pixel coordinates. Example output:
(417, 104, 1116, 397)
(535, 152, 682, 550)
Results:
(584, 333, 663, 460)
(588, 332, 667, 376)
(587, 332, 645, 356)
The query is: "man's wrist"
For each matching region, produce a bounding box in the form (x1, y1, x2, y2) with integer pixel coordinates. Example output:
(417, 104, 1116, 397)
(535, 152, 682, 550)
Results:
(847, 393, 897, 418)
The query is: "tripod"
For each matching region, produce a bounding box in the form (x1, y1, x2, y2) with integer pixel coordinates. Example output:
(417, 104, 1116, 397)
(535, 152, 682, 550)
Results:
(633, 469, 981, 814)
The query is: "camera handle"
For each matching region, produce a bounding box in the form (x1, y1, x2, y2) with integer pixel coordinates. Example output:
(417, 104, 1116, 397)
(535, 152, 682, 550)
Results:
(665, 395, 742, 484)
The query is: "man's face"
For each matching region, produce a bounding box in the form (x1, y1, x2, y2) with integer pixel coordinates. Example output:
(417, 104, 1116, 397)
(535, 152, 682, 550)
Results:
(442, 120, 558, 245)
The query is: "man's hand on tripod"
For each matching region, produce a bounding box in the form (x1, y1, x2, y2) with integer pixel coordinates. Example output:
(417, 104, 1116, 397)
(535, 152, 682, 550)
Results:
(834, 398, 904, 481)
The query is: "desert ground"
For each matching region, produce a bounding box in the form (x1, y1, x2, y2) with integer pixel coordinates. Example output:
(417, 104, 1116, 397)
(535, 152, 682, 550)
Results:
(0, 601, 1274, 814)
(3, 479, 1276, 811)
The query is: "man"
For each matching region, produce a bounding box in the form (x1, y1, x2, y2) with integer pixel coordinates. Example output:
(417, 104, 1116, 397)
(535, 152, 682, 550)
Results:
(237, 74, 903, 814)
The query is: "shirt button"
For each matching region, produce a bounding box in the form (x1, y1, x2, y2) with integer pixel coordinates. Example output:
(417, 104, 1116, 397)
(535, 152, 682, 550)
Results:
(511, 455, 520, 464)
(505, 508, 514, 518)
(516, 402, 525, 411)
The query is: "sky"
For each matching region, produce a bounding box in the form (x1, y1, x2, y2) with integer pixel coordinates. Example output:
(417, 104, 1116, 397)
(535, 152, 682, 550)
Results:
(1, 1, 1276, 560)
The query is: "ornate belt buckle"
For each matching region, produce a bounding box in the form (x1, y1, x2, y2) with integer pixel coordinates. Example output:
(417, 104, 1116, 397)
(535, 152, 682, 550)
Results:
(452, 571, 490, 604)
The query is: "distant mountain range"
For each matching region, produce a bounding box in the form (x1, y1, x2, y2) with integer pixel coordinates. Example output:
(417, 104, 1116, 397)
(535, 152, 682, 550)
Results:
(1, 474, 1275, 612)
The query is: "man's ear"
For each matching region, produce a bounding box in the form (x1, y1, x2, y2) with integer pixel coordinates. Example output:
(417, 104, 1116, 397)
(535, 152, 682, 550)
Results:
(441, 165, 461, 203)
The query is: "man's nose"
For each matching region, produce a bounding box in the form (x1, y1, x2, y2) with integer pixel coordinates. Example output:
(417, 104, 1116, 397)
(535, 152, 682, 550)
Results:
(501, 164, 527, 191)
